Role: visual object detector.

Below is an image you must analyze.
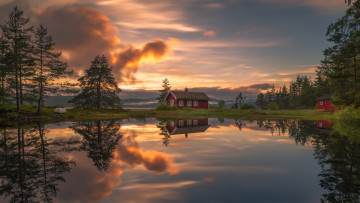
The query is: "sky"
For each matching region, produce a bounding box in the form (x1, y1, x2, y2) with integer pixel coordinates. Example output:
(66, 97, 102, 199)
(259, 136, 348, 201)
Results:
(0, 0, 349, 100)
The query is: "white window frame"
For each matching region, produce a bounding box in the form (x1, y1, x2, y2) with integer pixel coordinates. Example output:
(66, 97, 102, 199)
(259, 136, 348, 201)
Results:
(194, 100, 198, 106)
(170, 100, 174, 106)
(187, 120, 192, 126)
(179, 120, 184, 127)
(193, 119, 198, 126)
(319, 122, 323, 128)
(179, 100, 184, 106)
(187, 100, 192, 106)
(320, 101, 323, 105)
(170, 121, 174, 127)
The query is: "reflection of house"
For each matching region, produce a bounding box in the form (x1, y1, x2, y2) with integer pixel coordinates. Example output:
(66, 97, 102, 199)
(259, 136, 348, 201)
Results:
(166, 118, 210, 138)
(317, 120, 332, 134)
(317, 94, 337, 111)
(166, 88, 209, 109)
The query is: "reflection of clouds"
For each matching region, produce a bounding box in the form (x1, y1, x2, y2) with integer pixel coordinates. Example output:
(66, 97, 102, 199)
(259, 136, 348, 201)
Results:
(58, 127, 176, 202)
(119, 181, 198, 190)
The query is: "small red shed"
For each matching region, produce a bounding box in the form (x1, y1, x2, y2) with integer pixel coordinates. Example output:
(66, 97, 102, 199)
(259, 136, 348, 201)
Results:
(166, 88, 210, 109)
(316, 94, 337, 111)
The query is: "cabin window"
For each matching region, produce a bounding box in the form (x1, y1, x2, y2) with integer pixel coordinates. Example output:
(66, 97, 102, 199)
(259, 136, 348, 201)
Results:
(179, 120, 184, 127)
(187, 120, 192, 126)
(194, 100, 198, 106)
(193, 119, 198, 126)
(170, 121, 174, 127)
(320, 101, 323, 105)
(179, 100, 184, 106)
(319, 122, 323, 128)
(170, 100, 174, 106)
(187, 100, 192, 106)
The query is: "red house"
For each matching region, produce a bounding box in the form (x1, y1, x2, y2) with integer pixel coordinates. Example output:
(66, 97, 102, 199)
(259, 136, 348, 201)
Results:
(166, 88, 210, 109)
(317, 94, 337, 111)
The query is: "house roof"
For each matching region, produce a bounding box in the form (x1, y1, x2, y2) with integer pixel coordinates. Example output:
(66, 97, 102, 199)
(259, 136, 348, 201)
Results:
(170, 125, 210, 135)
(169, 91, 210, 100)
(316, 94, 332, 101)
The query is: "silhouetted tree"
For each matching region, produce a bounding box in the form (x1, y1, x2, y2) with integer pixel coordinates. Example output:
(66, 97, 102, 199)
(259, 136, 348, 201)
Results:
(156, 78, 171, 104)
(70, 55, 121, 109)
(32, 24, 71, 113)
(1, 7, 34, 111)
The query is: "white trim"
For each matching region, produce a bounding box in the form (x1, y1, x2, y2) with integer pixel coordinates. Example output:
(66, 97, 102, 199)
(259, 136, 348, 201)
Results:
(320, 101, 323, 105)
(187, 100, 192, 106)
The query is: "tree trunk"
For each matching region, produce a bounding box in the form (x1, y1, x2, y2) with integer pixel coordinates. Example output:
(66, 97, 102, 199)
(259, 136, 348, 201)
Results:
(15, 40, 20, 112)
(37, 49, 43, 113)
(20, 65, 23, 105)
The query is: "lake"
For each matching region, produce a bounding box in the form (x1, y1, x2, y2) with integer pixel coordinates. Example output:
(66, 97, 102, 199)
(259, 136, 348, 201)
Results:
(0, 118, 359, 203)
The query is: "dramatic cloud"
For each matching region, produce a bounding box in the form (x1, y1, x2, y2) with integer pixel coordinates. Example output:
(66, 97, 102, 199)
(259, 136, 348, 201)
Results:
(113, 39, 170, 82)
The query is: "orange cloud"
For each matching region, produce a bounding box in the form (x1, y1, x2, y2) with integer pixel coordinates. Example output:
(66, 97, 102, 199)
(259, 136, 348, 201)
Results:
(203, 30, 217, 37)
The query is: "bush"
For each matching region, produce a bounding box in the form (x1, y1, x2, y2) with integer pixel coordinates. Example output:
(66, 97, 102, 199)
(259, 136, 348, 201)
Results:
(156, 103, 177, 111)
(333, 105, 360, 123)
(218, 100, 225, 109)
(240, 103, 255, 110)
(267, 102, 279, 110)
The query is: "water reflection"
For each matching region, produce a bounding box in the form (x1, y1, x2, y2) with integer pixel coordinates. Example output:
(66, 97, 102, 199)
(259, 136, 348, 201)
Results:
(71, 121, 122, 171)
(157, 118, 210, 146)
(0, 118, 359, 202)
(0, 123, 77, 202)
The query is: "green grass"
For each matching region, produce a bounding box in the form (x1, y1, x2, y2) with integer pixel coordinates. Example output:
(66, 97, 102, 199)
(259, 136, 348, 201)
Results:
(1, 104, 334, 125)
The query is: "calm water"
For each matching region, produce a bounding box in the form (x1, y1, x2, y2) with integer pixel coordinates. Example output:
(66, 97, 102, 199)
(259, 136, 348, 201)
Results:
(0, 118, 359, 203)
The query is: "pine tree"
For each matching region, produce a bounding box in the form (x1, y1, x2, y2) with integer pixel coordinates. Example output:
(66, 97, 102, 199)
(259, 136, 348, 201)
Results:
(256, 93, 266, 109)
(320, 2, 360, 107)
(32, 24, 71, 113)
(156, 78, 171, 104)
(70, 55, 121, 109)
(235, 92, 246, 109)
(0, 36, 10, 104)
(1, 7, 33, 112)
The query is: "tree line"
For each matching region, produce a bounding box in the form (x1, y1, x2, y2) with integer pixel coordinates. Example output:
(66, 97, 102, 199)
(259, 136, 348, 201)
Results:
(0, 7, 121, 113)
(257, 0, 360, 110)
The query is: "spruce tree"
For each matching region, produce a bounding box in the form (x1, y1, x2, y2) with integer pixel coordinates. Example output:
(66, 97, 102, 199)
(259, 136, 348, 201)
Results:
(33, 24, 71, 113)
(156, 78, 171, 104)
(1, 7, 33, 112)
(70, 55, 121, 109)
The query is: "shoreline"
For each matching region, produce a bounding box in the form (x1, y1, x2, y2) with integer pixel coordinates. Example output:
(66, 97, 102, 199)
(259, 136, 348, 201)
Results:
(0, 108, 333, 126)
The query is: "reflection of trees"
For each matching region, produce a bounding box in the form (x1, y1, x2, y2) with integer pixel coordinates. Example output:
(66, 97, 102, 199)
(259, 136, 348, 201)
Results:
(71, 120, 122, 171)
(156, 122, 171, 147)
(234, 119, 246, 131)
(0, 123, 77, 202)
(313, 130, 360, 202)
(256, 119, 316, 145)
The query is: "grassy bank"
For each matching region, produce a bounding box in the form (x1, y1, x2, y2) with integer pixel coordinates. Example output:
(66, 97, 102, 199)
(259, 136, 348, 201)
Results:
(0, 104, 334, 125)
(66, 108, 332, 121)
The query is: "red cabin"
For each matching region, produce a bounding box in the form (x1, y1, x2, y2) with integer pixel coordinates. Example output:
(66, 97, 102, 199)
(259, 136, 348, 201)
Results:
(316, 94, 337, 111)
(166, 88, 209, 109)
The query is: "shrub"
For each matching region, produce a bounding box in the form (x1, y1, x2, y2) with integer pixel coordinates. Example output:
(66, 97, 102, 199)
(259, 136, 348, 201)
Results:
(240, 103, 255, 110)
(267, 102, 279, 110)
(218, 100, 225, 109)
(156, 103, 176, 111)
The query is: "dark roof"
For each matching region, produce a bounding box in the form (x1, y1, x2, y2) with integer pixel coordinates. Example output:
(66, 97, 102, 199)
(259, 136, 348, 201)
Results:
(316, 94, 333, 101)
(169, 91, 210, 100)
(170, 125, 210, 135)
